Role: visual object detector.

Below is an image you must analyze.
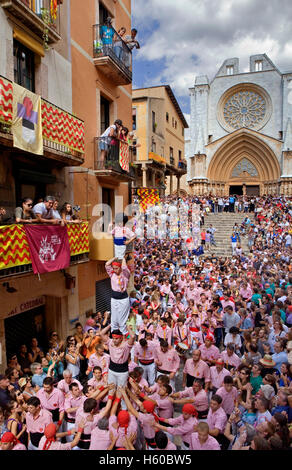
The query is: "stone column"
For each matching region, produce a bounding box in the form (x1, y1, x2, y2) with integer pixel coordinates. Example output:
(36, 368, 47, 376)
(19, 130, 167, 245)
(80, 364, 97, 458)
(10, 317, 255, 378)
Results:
(170, 173, 173, 194)
(152, 170, 156, 188)
(243, 184, 246, 196)
(142, 165, 147, 188)
(177, 176, 181, 195)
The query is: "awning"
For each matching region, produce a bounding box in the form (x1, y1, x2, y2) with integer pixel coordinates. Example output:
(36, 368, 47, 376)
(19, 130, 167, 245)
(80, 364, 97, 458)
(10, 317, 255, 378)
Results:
(13, 28, 45, 57)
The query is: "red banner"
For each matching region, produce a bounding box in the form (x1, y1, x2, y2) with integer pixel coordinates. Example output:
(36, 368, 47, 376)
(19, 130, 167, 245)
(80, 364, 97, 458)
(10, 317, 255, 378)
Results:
(24, 225, 70, 274)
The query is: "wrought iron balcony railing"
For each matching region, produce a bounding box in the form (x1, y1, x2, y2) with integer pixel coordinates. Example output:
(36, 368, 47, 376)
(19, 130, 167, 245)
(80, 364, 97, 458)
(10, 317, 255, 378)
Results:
(94, 137, 135, 180)
(93, 24, 132, 85)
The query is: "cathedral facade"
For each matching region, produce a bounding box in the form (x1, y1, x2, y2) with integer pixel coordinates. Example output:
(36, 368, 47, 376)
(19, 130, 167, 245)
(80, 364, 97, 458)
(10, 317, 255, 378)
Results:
(186, 54, 292, 196)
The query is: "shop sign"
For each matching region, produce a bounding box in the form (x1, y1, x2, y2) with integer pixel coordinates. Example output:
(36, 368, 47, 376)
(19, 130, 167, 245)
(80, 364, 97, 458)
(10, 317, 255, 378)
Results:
(7, 296, 46, 317)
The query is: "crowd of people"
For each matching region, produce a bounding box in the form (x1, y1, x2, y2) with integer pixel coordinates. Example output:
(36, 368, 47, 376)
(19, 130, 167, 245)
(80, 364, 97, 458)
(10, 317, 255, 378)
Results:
(1, 193, 292, 451)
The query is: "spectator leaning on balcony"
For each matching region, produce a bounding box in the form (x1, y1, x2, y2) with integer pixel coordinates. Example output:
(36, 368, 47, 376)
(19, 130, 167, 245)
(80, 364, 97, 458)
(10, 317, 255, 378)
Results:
(60, 203, 81, 224)
(99, 119, 123, 165)
(33, 196, 64, 225)
(113, 27, 127, 61)
(124, 28, 140, 68)
(15, 198, 37, 224)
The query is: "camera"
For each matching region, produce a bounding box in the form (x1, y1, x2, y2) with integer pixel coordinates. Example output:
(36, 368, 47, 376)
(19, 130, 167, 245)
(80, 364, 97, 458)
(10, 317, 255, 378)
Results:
(73, 205, 81, 212)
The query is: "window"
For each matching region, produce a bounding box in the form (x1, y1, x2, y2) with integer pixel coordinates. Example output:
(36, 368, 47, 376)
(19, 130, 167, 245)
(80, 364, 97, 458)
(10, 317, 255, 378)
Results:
(100, 96, 110, 134)
(166, 112, 169, 122)
(226, 65, 234, 75)
(170, 147, 174, 164)
(182, 126, 184, 137)
(99, 3, 112, 23)
(152, 111, 156, 133)
(175, 121, 177, 129)
(178, 150, 182, 161)
(255, 60, 263, 72)
(13, 40, 35, 92)
(151, 138, 156, 153)
(172, 117, 174, 127)
(132, 108, 137, 130)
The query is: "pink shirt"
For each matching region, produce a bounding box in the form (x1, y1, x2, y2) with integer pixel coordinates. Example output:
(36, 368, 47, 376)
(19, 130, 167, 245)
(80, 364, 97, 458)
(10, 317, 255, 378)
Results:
(108, 339, 133, 364)
(134, 341, 156, 361)
(221, 351, 241, 369)
(89, 428, 111, 450)
(12, 443, 27, 450)
(154, 347, 180, 373)
(207, 407, 227, 433)
(210, 366, 230, 389)
(149, 392, 174, 418)
(199, 344, 220, 362)
(38, 436, 72, 450)
(64, 393, 86, 419)
(136, 377, 149, 393)
(173, 324, 189, 344)
(105, 263, 130, 292)
(109, 415, 138, 447)
(37, 387, 65, 413)
(88, 353, 110, 373)
(190, 433, 220, 450)
(57, 379, 83, 396)
(178, 387, 209, 411)
(138, 412, 156, 439)
(183, 359, 211, 382)
(155, 325, 172, 345)
(167, 415, 198, 445)
(26, 409, 52, 434)
(216, 386, 238, 415)
(112, 226, 134, 239)
(75, 409, 102, 436)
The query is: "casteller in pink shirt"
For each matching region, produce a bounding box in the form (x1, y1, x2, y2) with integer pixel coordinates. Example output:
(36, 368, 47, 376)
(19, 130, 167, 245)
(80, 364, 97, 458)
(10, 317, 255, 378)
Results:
(216, 386, 238, 416)
(190, 432, 220, 450)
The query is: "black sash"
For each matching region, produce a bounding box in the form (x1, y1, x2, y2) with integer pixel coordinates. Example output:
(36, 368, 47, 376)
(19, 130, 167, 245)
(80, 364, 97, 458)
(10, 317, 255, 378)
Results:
(78, 433, 91, 450)
(109, 359, 128, 373)
(111, 290, 128, 300)
(30, 432, 43, 447)
(48, 408, 59, 422)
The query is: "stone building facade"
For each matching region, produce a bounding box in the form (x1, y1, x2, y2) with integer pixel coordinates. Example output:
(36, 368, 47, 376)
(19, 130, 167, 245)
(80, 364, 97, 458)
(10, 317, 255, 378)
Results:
(186, 54, 292, 195)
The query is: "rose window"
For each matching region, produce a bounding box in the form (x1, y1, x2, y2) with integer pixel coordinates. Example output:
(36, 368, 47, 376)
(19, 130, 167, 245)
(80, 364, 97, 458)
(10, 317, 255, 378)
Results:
(223, 91, 266, 130)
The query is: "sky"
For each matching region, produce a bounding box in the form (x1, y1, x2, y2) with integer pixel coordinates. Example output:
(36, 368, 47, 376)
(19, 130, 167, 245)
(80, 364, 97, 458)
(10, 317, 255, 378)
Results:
(132, 0, 292, 129)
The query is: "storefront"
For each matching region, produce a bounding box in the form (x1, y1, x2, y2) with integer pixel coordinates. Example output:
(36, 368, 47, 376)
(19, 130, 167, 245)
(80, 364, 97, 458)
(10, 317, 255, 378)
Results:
(4, 297, 47, 359)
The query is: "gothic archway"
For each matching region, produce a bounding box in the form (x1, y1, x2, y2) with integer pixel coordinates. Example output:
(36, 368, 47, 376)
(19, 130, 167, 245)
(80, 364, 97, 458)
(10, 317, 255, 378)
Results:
(207, 129, 280, 193)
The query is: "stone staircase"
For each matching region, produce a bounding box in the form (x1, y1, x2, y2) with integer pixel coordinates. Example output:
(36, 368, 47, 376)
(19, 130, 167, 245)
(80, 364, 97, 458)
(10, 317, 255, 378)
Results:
(202, 212, 254, 257)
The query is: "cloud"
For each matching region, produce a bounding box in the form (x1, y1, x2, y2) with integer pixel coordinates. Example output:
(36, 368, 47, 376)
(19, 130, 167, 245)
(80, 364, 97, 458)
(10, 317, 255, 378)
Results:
(133, 0, 292, 109)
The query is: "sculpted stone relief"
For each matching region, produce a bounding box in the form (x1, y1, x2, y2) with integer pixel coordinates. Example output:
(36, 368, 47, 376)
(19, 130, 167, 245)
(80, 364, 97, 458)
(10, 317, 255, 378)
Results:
(231, 158, 258, 177)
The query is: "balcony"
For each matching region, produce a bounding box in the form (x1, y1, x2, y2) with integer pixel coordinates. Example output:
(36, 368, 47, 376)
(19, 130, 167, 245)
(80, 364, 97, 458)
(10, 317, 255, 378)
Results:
(0, 0, 61, 44)
(93, 24, 132, 85)
(94, 137, 135, 182)
(0, 222, 89, 279)
(0, 75, 85, 166)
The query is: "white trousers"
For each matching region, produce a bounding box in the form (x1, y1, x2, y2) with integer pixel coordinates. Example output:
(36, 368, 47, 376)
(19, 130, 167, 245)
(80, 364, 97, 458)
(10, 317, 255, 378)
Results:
(28, 441, 39, 451)
(114, 244, 126, 258)
(111, 297, 130, 335)
(108, 369, 129, 409)
(139, 361, 156, 386)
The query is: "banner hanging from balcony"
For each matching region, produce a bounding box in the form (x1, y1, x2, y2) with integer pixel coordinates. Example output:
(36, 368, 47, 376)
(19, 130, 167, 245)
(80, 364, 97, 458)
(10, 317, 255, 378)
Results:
(12, 83, 43, 155)
(0, 77, 13, 124)
(24, 225, 70, 274)
(137, 188, 160, 212)
(119, 141, 129, 172)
